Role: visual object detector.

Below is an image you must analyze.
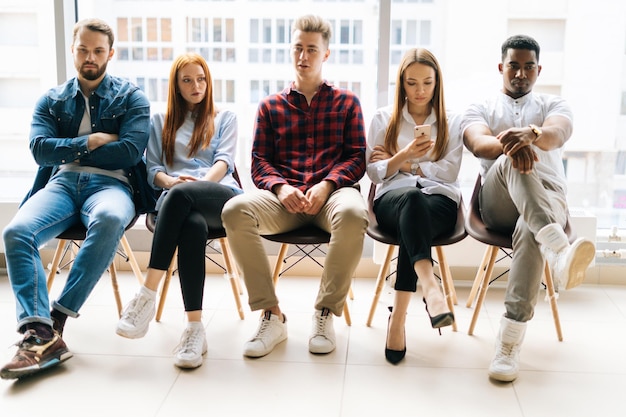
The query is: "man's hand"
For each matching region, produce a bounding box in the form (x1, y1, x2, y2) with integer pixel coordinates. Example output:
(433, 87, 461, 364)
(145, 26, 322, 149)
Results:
(275, 184, 311, 214)
(509, 146, 538, 174)
(497, 127, 535, 157)
(303, 181, 335, 215)
(87, 132, 119, 151)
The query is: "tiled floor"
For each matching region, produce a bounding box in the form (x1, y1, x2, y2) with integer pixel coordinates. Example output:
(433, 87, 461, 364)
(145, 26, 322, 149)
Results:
(1, 268, 626, 417)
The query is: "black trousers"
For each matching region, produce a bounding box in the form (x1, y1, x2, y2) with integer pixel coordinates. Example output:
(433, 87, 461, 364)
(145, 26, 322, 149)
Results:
(373, 186, 456, 292)
(149, 181, 238, 311)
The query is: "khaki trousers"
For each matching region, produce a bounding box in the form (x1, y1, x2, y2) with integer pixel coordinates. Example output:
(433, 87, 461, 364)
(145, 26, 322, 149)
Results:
(221, 187, 368, 316)
(480, 155, 567, 322)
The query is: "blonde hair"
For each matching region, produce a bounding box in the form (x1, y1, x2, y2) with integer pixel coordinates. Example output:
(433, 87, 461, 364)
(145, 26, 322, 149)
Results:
(291, 15, 332, 48)
(162, 53, 215, 165)
(384, 48, 449, 161)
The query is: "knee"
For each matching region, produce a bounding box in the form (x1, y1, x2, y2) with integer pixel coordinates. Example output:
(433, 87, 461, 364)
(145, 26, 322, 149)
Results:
(90, 211, 129, 232)
(333, 204, 368, 233)
(221, 196, 248, 225)
(163, 185, 190, 207)
(2, 220, 29, 248)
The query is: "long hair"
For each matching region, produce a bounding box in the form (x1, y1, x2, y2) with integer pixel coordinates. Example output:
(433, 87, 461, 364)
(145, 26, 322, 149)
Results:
(162, 53, 215, 165)
(384, 48, 448, 161)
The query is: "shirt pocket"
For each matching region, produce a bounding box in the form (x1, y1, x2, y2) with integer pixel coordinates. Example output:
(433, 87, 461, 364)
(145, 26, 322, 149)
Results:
(99, 97, 129, 132)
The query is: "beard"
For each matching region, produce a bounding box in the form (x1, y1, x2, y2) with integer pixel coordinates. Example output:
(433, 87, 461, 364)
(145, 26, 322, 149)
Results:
(79, 61, 108, 81)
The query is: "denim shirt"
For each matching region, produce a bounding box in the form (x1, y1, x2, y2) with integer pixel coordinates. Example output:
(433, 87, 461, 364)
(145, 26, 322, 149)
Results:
(23, 73, 151, 204)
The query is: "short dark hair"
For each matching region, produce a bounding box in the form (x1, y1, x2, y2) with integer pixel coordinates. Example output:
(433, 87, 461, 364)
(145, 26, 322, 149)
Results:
(501, 34, 540, 62)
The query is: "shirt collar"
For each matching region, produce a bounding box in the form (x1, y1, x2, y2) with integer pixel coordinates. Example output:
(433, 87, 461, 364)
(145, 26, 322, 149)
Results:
(501, 90, 534, 105)
(401, 102, 437, 125)
(286, 79, 332, 96)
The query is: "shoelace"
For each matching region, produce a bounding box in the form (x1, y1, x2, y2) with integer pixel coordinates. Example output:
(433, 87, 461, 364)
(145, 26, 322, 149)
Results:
(313, 313, 330, 338)
(252, 317, 273, 341)
(495, 342, 515, 359)
(121, 296, 150, 324)
(175, 328, 203, 355)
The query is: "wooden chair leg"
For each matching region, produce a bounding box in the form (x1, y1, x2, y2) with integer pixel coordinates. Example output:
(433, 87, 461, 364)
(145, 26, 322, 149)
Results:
(272, 243, 290, 285)
(119, 234, 143, 285)
(466, 246, 491, 308)
(109, 261, 123, 317)
(155, 250, 176, 322)
(47, 239, 68, 292)
(366, 244, 395, 326)
(219, 238, 245, 320)
(435, 246, 457, 332)
(544, 262, 563, 341)
(342, 301, 352, 326)
(468, 245, 499, 335)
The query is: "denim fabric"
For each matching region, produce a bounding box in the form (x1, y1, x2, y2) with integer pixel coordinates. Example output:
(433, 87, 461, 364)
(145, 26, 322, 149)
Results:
(24, 74, 150, 203)
(3, 172, 135, 330)
(4, 73, 149, 331)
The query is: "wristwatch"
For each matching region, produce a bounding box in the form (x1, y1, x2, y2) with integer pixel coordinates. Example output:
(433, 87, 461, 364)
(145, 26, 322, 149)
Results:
(529, 124, 542, 140)
(410, 162, 420, 175)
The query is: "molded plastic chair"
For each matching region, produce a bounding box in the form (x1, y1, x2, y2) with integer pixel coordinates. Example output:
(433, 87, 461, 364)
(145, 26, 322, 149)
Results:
(365, 182, 467, 329)
(464, 175, 575, 341)
(46, 215, 143, 317)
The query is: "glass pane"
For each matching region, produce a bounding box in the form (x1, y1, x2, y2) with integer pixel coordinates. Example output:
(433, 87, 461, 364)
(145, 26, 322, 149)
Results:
(250, 19, 258, 43)
(225, 19, 234, 42)
(162, 18, 172, 42)
(118, 17, 128, 42)
(132, 17, 142, 42)
(147, 18, 157, 42)
(213, 18, 222, 42)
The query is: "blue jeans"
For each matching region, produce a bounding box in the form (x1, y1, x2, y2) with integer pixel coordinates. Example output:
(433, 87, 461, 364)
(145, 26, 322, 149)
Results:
(2, 172, 135, 331)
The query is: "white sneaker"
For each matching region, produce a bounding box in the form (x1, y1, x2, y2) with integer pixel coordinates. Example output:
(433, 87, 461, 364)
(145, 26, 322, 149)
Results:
(174, 323, 207, 369)
(243, 311, 287, 358)
(309, 308, 336, 354)
(548, 238, 596, 290)
(488, 316, 527, 382)
(115, 291, 156, 339)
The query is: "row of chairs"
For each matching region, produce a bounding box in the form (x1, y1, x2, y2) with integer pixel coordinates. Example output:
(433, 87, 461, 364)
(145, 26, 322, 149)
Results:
(46, 175, 574, 340)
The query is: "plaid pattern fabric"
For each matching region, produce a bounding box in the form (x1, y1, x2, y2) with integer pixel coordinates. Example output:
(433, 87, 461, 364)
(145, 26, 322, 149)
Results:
(251, 81, 366, 192)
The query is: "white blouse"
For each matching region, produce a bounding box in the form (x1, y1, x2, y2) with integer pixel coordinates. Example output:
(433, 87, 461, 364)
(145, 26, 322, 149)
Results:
(366, 103, 463, 206)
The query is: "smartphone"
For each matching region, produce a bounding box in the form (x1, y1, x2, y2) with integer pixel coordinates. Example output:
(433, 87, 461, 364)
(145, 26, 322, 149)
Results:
(414, 124, 431, 138)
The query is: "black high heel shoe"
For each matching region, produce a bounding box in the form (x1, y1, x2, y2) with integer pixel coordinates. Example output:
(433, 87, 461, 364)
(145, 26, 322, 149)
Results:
(423, 298, 455, 335)
(385, 306, 406, 365)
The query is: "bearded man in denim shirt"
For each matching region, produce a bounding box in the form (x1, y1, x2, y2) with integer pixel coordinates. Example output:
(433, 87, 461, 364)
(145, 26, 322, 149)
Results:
(1, 18, 150, 379)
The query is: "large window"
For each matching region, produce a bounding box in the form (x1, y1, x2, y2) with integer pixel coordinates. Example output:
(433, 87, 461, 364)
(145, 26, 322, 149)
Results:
(1, 0, 626, 234)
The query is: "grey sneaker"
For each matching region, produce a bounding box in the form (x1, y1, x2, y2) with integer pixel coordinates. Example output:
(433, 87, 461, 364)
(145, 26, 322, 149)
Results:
(116, 291, 156, 339)
(174, 324, 208, 369)
(243, 311, 287, 358)
(309, 308, 336, 354)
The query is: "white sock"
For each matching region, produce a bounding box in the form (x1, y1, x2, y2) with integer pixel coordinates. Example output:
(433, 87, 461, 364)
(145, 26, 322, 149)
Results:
(187, 321, 204, 330)
(139, 285, 157, 300)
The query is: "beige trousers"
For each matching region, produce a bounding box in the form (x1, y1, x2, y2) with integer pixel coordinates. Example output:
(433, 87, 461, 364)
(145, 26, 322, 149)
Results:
(221, 187, 368, 316)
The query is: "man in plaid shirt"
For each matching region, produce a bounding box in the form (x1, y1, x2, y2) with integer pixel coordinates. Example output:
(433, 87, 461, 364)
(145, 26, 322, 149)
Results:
(222, 14, 368, 358)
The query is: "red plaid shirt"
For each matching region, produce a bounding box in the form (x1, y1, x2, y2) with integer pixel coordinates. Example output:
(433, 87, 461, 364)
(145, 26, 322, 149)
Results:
(251, 81, 366, 193)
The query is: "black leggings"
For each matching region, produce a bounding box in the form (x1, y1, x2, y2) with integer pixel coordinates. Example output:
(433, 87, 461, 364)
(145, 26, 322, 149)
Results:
(373, 186, 457, 292)
(149, 181, 238, 311)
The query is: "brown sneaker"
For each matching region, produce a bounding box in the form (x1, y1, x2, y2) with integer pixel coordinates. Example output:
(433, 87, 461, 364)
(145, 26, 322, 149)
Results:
(0, 329, 73, 379)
